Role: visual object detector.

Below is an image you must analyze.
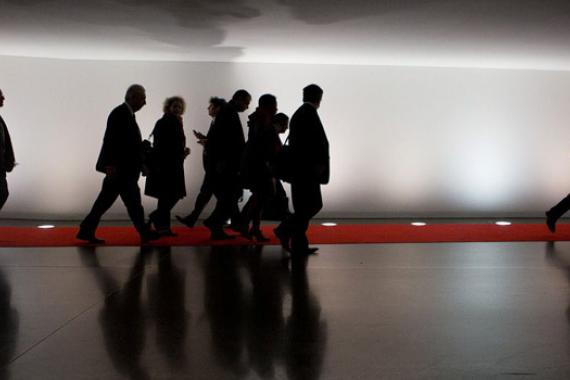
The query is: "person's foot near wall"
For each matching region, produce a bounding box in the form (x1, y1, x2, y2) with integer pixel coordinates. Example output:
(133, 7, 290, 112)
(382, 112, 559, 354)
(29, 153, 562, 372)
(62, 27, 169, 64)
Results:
(546, 211, 557, 233)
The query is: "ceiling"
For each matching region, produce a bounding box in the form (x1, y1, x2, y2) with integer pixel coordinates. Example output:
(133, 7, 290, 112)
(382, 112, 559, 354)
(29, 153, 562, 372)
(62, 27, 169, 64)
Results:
(1, 0, 570, 69)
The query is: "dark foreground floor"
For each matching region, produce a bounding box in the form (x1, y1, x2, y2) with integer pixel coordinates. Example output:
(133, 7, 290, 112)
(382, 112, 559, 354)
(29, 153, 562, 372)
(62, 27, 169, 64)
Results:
(0, 241, 570, 379)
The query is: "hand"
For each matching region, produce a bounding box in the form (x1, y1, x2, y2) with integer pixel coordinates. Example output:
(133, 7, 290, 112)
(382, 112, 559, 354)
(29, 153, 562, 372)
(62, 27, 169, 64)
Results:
(197, 138, 207, 146)
(141, 165, 150, 177)
(6, 162, 17, 173)
(193, 130, 206, 140)
(184, 147, 191, 158)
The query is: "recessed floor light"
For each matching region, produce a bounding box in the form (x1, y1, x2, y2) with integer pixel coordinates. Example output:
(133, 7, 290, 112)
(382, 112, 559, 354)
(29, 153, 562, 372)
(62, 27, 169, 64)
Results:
(38, 225, 55, 229)
(322, 222, 337, 227)
(411, 222, 427, 226)
(495, 221, 511, 226)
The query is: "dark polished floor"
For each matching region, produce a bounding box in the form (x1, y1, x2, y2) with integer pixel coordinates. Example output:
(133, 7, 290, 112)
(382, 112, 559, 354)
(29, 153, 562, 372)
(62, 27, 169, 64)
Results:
(1, 230, 570, 379)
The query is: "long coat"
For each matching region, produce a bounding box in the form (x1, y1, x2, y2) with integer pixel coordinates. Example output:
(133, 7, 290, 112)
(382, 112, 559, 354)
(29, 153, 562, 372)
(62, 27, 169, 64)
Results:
(0, 115, 15, 177)
(204, 102, 245, 175)
(144, 113, 187, 200)
(242, 108, 280, 196)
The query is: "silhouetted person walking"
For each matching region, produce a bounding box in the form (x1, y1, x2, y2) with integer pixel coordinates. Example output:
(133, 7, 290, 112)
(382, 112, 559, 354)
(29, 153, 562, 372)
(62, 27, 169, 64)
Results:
(238, 94, 279, 241)
(202, 90, 250, 240)
(176, 97, 226, 229)
(77, 84, 158, 244)
(145, 96, 190, 237)
(274, 84, 329, 256)
(0, 89, 16, 212)
(261, 113, 291, 222)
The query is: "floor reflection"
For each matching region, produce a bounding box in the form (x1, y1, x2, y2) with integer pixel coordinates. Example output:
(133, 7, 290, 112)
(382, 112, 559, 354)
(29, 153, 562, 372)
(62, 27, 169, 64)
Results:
(201, 245, 250, 377)
(74, 244, 328, 379)
(245, 245, 289, 379)
(79, 247, 150, 380)
(0, 266, 18, 380)
(286, 257, 327, 380)
(546, 242, 570, 326)
(146, 247, 189, 369)
(200, 245, 327, 379)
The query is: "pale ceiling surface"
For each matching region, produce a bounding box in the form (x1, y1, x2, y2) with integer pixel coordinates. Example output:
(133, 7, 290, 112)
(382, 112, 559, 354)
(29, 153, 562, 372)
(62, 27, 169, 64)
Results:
(1, 0, 570, 69)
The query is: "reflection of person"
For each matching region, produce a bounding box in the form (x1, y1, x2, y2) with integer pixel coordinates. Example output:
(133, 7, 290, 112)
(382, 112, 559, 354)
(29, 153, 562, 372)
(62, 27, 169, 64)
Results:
(285, 260, 327, 380)
(78, 247, 150, 380)
(202, 90, 250, 240)
(176, 97, 226, 229)
(0, 266, 19, 379)
(202, 246, 249, 376)
(238, 94, 279, 241)
(274, 84, 329, 255)
(146, 247, 189, 368)
(0, 89, 16, 212)
(545, 242, 570, 345)
(145, 96, 190, 237)
(245, 245, 289, 378)
(77, 85, 158, 244)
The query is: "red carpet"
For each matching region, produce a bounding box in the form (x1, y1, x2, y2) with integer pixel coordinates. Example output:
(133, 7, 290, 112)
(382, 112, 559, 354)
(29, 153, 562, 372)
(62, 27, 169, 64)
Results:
(0, 223, 566, 247)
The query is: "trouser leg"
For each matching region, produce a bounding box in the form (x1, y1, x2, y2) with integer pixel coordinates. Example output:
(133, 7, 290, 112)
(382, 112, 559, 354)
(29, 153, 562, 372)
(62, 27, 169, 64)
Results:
(206, 172, 240, 231)
(550, 193, 570, 220)
(152, 197, 179, 229)
(0, 177, 9, 211)
(188, 173, 214, 223)
(290, 179, 322, 252)
(80, 176, 121, 235)
(118, 177, 146, 232)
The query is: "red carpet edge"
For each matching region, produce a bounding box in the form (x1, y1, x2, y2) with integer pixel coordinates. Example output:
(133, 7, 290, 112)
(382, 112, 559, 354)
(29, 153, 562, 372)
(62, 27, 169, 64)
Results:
(0, 223, 566, 247)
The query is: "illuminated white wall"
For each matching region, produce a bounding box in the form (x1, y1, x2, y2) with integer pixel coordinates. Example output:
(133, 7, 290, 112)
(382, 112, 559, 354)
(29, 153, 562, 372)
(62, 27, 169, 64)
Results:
(1, 55, 569, 219)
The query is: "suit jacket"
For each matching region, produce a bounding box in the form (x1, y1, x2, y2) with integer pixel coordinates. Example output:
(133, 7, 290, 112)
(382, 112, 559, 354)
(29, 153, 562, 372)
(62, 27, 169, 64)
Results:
(0, 115, 15, 177)
(204, 101, 245, 174)
(96, 103, 143, 176)
(289, 103, 330, 184)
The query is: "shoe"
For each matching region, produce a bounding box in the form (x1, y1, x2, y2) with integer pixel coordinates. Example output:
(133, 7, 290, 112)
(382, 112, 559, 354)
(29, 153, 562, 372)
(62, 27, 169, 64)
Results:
(292, 246, 319, 256)
(158, 228, 177, 237)
(76, 231, 105, 244)
(203, 218, 214, 230)
(248, 228, 270, 242)
(140, 228, 160, 244)
(176, 215, 195, 229)
(210, 231, 236, 240)
(273, 226, 290, 251)
(546, 211, 557, 233)
(232, 224, 249, 238)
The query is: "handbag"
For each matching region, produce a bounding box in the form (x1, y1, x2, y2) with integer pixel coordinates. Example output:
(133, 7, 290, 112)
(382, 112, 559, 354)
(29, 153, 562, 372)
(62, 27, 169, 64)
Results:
(268, 136, 294, 183)
(142, 134, 159, 174)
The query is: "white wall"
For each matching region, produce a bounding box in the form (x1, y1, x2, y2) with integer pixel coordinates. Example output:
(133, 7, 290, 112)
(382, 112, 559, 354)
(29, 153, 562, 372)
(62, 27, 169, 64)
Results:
(1, 55, 569, 219)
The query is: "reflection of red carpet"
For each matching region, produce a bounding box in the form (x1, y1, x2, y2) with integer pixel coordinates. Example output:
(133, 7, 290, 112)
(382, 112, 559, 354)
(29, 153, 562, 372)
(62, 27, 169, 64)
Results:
(0, 223, 566, 247)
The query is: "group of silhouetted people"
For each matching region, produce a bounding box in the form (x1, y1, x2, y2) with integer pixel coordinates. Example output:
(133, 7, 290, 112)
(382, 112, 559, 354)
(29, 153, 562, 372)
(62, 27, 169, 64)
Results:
(5, 83, 570, 245)
(74, 83, 330, 256)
